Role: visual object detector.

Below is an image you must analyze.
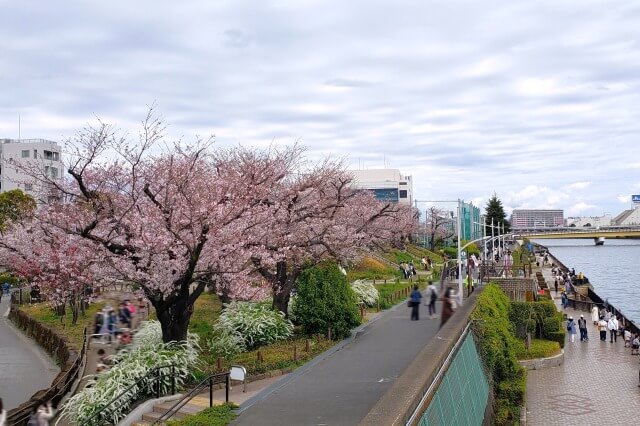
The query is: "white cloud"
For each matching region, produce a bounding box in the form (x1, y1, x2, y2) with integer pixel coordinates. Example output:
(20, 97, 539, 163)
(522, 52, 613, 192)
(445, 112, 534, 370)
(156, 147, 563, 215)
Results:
(0, 0, 638, 219)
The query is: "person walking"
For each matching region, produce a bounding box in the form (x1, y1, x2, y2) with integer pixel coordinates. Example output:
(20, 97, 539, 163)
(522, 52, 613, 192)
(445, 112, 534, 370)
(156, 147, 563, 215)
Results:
(591, 305, 599, 325)
(409, 285, 422, 321)
(554, 278, 559, 294)
(567, 317, 577, 343)
(577, 315, 588, 341)
(0, 398, 7, 426)
(426, 281, 438, 319)
(561, 292, 568, 309)
(440, 287, 455, 329)
(598, 317, 608, 341)
(608, 316, 619, 343)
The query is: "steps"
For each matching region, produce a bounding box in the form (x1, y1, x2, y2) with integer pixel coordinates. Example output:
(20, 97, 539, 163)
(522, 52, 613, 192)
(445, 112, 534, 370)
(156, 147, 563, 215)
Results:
(132, 396, 224, 425)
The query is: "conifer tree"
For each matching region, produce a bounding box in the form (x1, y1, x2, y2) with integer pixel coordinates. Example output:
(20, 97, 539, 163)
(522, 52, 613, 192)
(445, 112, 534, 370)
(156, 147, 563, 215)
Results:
(484, 193, 510, 233)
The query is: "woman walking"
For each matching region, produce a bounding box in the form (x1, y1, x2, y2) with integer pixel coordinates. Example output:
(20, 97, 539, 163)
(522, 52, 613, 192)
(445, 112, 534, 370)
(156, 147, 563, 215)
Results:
(440, 288, 455, 329)
(567, 316, 577, 343)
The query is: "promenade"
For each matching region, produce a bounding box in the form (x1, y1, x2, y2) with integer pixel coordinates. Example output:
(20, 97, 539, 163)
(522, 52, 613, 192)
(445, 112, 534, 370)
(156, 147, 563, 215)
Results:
(526, 266, 640, 425)
(233, 298, 445, 425)
(0, 296, 59, 410)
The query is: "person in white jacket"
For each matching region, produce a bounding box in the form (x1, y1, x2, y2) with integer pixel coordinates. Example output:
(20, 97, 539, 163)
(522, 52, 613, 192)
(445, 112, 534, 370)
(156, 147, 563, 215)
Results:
(607, 316, 619, 343)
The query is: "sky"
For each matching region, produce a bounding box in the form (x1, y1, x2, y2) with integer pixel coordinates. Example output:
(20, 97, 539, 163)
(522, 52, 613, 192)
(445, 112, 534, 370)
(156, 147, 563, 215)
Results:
(1, 0, 639, 219)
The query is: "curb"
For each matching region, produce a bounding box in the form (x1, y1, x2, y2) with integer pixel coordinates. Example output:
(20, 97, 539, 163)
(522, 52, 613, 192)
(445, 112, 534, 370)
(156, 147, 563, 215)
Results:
(517, 349, 564, 370)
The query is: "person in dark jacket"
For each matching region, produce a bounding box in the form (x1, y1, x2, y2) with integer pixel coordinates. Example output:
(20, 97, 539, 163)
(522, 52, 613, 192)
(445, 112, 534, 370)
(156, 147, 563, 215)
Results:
(409, 285, 422, 321)
(577, 315, 588, 341)
(440, 287, 455, 329)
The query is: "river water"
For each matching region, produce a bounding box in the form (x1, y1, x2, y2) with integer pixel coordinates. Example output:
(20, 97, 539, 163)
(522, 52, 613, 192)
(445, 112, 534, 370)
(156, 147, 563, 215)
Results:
(534, 238, 640, 325)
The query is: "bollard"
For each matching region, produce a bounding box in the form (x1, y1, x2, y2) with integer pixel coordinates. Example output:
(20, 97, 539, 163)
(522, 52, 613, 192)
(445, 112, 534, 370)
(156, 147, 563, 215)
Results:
(377, 299, 380, 312)
(225, 373, 230, 403)
(328, 327, 332, 340)
(209, 376, 213, 407)
(217, 357, 223, 371)
(293, 344, 298, 361)
(257, 350, 263, 363)
(305, 339, 310, 352)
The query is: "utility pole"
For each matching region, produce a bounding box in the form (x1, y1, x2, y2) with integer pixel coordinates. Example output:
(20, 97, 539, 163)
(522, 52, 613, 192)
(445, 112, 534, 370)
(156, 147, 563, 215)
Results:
(457, 199, 463, 305)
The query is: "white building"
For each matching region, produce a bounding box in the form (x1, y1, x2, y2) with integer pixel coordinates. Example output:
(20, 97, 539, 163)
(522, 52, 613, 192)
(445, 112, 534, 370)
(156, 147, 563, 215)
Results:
(349, 169, 413, 205)
(0, 139, 63, 201)
(612, 206, 640, 226)
(566, 215, 612, 228)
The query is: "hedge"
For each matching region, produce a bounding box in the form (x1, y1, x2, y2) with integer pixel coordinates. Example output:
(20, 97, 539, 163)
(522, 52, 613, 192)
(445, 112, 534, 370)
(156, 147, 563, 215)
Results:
(516, 339, 561, 360)
(471, 283, 526, 425)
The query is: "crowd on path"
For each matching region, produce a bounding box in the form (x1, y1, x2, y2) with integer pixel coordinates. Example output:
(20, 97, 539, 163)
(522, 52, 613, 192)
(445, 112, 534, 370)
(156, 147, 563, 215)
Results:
(407, 282, 455, 330)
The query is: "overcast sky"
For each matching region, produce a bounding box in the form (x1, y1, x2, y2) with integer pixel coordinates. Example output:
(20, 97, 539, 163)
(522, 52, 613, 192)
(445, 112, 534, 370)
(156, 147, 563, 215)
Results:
(1, 0, 639, 218)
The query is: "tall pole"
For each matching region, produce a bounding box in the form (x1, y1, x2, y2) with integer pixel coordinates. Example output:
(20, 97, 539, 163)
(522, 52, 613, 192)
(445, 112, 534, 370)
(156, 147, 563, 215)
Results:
(491, 218, 495, 260)
(457, 199, 463, 305)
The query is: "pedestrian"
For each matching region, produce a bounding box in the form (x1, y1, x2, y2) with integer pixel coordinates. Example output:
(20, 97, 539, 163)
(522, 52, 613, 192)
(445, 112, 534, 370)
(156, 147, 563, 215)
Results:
(107, 309, 119, 343)
(0, 398, 7, 426)
(29, 400, 54, 426)
(409, 285, 422, 321)
(118, 302, 131, 329)
(598, 317, 608, 341)
(554, 279, 559, 294)
(426, 256, 432, 270)
(566, 316, 577, 343)
(93, 309, 104, 336)
(608, 316, 618, 343)
(426, 281, 438, 319)
(561, 292, 568, 309)
(440, 287, 455, 329)
(591, 305, 599, 325)
(577, 315, 588, 341)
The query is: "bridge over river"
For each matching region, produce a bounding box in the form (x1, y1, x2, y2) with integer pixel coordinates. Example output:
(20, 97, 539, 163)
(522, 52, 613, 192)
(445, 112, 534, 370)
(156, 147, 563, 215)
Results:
(514, 226, 640, 245)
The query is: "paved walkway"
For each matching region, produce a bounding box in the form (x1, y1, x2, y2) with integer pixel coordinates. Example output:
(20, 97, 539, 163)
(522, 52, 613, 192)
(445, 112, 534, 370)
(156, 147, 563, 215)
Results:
(526, 266, 640, 425)
(233, 299, 446, 426)
(0, 296, 59, 410)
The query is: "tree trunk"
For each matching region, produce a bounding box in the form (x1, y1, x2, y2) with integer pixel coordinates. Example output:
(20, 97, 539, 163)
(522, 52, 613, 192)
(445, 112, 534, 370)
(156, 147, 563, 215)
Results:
(154, 297, 195, 343)
(273, 290, 291, 316)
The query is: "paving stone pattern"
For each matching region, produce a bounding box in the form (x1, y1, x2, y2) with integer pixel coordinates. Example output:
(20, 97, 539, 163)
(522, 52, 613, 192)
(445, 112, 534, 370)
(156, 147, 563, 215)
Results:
(526, 267, 640, 426)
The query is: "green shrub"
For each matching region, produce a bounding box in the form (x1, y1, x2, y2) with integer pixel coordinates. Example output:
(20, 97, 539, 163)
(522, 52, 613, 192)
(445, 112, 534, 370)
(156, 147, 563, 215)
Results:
(206, 326, 246, 359)
(516, 339, 561, 360)
(168, 403, 238, 426)
(218, 302, 293, 350)
(471, 283, 526, 426)
(0, 272, 21, 287)
(293, 261, 361, 340)
(351, 280, 379, 307)
(546, 331, 566, 348)
(442, 246, 458, 259)
(542, 317, 561, 338)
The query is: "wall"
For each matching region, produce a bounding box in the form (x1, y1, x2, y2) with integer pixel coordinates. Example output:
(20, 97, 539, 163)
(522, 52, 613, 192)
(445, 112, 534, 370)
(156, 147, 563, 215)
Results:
(491, 277, 538, 302)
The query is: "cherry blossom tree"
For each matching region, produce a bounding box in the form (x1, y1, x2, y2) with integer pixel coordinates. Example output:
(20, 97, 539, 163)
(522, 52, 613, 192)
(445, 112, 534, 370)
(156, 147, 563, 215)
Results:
(423, 206, 455, 250)
(0, 111, 297, 342)
(247, 163, 418, 314)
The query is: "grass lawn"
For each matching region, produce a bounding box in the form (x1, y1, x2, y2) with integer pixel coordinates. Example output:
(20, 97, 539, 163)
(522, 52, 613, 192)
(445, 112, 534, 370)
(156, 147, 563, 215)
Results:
(20, 302, 105, 350)
(515, 339, 561, 360)
(168, 403, 238, 426)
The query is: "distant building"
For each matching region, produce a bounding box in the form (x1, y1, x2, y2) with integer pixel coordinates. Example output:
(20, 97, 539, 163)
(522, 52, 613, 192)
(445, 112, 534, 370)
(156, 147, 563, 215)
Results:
(459, 202, 482, 241)
(349, 169, 413, 205)
(611, 206, 640, 226)
(510, 209, 564, 229)
(0, 139, 63, 201)
(566, 215, 612, 228)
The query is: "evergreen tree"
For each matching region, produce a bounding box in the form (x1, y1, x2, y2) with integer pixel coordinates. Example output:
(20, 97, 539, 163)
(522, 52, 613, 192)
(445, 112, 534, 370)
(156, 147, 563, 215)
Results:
(485, 193, 510, 233)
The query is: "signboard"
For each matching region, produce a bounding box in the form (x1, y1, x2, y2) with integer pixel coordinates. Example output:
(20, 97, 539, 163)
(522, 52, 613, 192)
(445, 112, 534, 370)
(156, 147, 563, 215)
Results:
(633, 195, 640, 204)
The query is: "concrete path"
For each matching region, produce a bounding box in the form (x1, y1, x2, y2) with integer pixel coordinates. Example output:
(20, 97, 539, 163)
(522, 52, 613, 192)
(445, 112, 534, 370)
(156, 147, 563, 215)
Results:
(526, 265, 640, 425)
(233, 300, 444, 426)
(0, 297, 59, 410)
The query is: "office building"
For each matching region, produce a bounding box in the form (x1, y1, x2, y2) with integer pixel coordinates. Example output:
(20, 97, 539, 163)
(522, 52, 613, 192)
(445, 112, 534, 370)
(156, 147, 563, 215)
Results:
(349, 169, 413, 205)
(510, 209, 564, 229)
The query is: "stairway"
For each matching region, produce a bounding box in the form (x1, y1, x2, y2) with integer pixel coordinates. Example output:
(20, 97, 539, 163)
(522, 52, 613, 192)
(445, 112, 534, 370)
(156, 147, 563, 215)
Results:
(132, 395, 224, 425)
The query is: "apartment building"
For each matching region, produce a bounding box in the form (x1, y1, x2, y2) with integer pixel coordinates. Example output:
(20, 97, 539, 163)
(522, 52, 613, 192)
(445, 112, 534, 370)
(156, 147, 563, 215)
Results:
(510, 209, 564, 229)
(0, 139, 63, 201)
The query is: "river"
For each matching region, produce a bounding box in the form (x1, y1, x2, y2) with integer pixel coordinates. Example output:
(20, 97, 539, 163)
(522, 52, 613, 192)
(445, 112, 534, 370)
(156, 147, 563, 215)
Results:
(533, 238, 640, 325)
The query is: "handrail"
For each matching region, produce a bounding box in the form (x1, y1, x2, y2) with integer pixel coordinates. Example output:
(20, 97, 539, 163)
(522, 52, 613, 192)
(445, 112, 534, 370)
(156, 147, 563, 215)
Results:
(151, 372, 231, 425)
(80, 364, 179, 426)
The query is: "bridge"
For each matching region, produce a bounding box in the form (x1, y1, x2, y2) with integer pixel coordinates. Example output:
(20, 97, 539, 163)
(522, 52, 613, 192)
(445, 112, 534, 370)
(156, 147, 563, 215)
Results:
(513, 226, 640, 245)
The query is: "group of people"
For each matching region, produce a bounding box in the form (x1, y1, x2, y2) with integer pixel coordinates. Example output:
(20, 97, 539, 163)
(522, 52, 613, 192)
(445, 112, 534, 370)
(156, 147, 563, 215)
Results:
(408, 283, 455, 328)
(419, 256, 432, 271)
(0, 398, 55, 426)
(399, 261, 418, 279)
(93, 299, 139, 344)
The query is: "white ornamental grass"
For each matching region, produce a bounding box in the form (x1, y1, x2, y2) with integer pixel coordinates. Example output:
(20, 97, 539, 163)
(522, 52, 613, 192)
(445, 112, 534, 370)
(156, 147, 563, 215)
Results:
(351, 280, 379, 307)
(61, 320, 200, 426)
(206, 325, 246, 359)
(218, 301, 293, 349)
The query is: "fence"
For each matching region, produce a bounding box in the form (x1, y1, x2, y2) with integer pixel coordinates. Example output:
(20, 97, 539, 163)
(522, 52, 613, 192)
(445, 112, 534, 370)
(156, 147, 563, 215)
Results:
(7, 309, 88, 425)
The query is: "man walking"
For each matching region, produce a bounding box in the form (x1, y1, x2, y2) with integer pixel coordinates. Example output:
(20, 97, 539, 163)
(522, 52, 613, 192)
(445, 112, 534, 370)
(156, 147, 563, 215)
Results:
(567, 316, 577, 343)
(598, 317, 608, 341)
(425, 281, 438, 319)
(608, 316, 619, 343)
(578, 315, 588, 341)
(409, 285, 422, 321)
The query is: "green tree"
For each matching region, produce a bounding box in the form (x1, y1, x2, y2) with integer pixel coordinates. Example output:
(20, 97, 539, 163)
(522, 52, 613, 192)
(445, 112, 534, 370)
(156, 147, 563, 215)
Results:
(484, 193, 510, 233)
(292, 261, 361, 339)
(0, 189, 36, 231)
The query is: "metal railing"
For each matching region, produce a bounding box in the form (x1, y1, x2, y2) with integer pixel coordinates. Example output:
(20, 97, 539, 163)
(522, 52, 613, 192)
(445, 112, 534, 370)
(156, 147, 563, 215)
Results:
(80, 364, 179, 426)
(151, 372, 231, 425)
